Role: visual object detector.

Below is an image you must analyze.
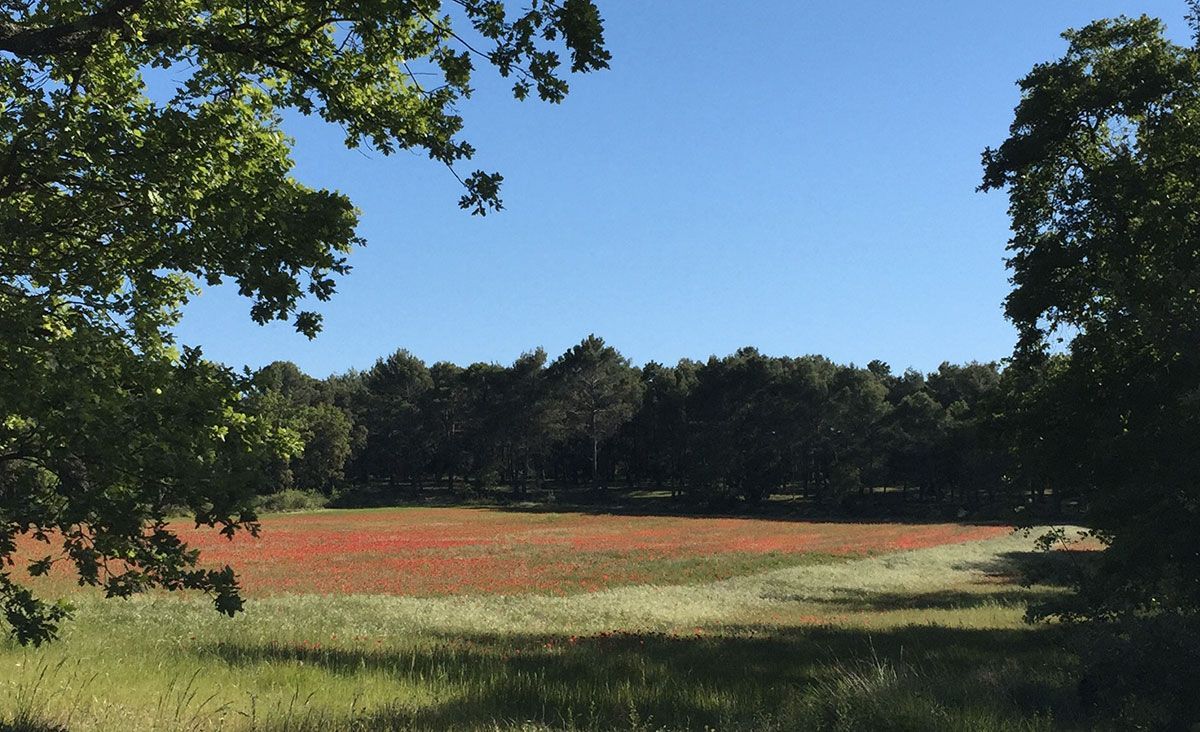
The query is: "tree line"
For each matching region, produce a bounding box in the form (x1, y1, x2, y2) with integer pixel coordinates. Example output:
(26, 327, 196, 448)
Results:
(249, 335, 1032, 515)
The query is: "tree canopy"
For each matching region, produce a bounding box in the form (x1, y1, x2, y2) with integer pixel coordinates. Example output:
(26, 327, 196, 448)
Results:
(982, 9, 1200, 621)
(243, 342, 1012, 518)
(546, 335, 642, 488)
(0, 0, 609, 643)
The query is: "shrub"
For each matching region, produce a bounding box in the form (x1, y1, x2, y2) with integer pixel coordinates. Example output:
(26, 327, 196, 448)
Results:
(1077, 614, 1200, 730)
(255, 489, 328, 514)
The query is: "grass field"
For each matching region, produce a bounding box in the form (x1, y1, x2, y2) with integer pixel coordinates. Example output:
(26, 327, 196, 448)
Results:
(1, 508, 1088, 731)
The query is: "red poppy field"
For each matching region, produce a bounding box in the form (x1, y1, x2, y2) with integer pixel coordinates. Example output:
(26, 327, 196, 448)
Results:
(15, 508, 1009, 597)
(159, 508, 1007, 596)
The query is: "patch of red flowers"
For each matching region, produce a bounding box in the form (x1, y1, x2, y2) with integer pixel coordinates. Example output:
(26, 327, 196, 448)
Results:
(154, 509, 1008, 597)
(12, 509, 1007, 597)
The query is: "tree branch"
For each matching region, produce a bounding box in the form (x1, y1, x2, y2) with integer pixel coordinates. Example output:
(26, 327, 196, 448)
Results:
(0, 0, 145, 56)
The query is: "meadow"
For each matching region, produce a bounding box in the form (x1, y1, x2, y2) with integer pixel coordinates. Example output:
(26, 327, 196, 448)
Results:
(2, 508, 1088, 731)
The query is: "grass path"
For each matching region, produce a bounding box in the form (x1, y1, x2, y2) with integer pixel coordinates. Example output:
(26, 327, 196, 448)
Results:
(1, 527, 1083, 731)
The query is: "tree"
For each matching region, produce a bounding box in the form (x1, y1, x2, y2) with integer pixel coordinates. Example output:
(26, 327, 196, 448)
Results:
(246, 361, 355, 496)
(360, 350, 432, 487)
(775, 355, 836, 501)
(291, 403, 354, 494)
(623, 361, 692, 493)
(1, 0, 610, 643)
(926, 362, 1007, 507)
(681, 349, 802, 504)
(822, 365, 890, 504)
(982, 13, 1200, 723)
(982, 10, 1200, 623)
(926, 362, 1000, 411)
(884, 390, 950, 500)
(250, 362, 322, 405)
(245, 363, 311, 492)
(546, 335, 641, 488)
(500, 349, 552, 493)
(424, 361, 468, 489)
(457, 361, 508, 488)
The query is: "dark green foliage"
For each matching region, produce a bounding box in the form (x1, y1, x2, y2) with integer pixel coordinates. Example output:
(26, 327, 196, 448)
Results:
(456, 361, 510, 488)
(292, 404, 354, 494)
(982, 10, 1200, 620)
(1, 0, 610, 644)
(684, 349, 797, 504)
(254, 488, 329, 514)
(360, 351, 434, 487)
(283, 338, 1011, 518)
(981, 10, 1200, 728)
(247, 361, 357, 495)
(424, 361, 470, 489)
(1075, 615, 1200, 729)
(497, 349, 555, 493)
(546, 336, 643, 488)
(0, 336, 272, 644)
(621, 361, 693, 492)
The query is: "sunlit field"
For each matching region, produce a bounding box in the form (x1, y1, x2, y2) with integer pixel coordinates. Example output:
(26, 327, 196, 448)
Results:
(2, 509, 1085, 731)
(146, 509, 1008, 595)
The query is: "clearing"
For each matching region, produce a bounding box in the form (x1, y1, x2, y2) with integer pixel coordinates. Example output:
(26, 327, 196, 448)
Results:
(2, 508, 1083, 731)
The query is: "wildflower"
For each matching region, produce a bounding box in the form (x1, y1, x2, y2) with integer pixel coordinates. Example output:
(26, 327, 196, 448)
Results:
(14, 507, 1007, 597)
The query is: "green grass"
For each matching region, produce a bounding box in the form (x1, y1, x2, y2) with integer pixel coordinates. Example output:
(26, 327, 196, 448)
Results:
(0, 528, 1090, 731)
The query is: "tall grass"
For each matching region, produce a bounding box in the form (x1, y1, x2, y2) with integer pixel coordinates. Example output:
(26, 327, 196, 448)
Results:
(1, 529, 1085, 731)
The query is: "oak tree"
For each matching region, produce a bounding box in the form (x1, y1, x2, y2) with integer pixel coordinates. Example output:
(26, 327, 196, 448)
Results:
(0, 0, 608, 643)
(983, 11, 1200, 622)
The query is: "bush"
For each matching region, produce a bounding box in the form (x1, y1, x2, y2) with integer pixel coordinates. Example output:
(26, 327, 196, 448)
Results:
(1076, 614, 1200, 730)
(255, 489, 328, 514)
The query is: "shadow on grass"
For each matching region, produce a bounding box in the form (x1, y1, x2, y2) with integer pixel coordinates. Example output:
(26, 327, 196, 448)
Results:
(759, 548, 1096, 613)
(190, 621, 1082, 730)
(977, 550, 1100, 585)
(780, 587, 1066, 612)
(940, 548, 1102, 604)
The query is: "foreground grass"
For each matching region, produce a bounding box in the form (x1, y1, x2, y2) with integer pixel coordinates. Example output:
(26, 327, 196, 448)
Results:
(1, 530, 1086, 731)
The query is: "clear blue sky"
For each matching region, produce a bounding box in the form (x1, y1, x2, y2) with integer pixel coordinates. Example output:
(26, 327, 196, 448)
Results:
(175, 1, 1192, 377)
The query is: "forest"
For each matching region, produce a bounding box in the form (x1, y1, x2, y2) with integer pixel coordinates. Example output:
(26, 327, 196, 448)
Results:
(248, 340, 1029, 516)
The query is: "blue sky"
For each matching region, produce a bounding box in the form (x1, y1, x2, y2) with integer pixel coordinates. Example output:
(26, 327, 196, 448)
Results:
(175, 1, 1192, 377)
